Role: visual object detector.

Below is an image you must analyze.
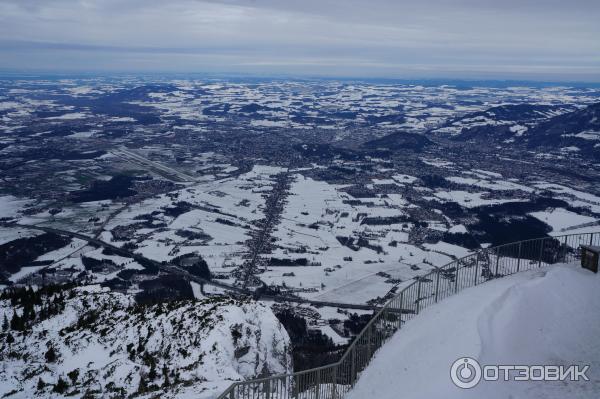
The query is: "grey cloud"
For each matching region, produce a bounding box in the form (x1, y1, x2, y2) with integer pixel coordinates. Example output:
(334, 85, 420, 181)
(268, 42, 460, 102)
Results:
(0, 0, 598, 81)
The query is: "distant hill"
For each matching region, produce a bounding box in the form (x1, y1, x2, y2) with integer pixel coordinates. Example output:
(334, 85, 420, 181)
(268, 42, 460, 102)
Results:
(523, 102, 600, 155)
(445, 103, 575, 141)
(437, 102, 600, 159)
(451, 124, 515, 142)
(362, 131, 432, 152)
(460, 103, 571, 123)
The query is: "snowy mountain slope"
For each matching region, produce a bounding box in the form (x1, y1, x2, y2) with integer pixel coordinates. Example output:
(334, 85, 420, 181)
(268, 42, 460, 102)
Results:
(347, 264, 600, 399)
(0, 286, 291, 398)
(432, 103, 576, 139)
(524, 102, 600, 156)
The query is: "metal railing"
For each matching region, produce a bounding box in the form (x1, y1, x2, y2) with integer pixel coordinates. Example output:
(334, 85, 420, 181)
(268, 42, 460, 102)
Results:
(217, 231, 599, 399)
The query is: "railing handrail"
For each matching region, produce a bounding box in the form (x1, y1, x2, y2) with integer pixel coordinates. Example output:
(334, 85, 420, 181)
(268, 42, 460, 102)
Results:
(217, 231, 599, 398)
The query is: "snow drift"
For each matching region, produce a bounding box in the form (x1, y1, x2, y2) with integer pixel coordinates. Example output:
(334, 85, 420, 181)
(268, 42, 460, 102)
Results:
(348, 264, 600, 399)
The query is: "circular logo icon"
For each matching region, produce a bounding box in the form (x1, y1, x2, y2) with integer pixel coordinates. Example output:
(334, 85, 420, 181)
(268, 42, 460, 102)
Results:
(451, 357, 482, 389)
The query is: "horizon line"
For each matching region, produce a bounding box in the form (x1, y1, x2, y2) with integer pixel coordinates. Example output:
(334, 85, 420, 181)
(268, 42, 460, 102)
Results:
(1, 69, 600, 87)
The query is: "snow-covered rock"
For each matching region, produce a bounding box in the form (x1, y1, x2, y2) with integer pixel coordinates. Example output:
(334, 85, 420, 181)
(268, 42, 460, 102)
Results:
(0, 285, 291, 398)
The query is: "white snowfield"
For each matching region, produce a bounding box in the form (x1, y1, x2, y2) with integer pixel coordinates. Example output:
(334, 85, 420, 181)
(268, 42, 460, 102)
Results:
(528, 208, 597, 233)
(348, 264, 600, 399)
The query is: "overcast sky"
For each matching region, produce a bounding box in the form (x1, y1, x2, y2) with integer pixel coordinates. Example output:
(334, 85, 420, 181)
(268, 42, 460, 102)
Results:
(0, 0, 599, 81)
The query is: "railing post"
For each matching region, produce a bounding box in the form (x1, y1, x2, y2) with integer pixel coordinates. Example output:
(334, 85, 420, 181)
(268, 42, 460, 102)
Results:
(454, 263, 459, 293)
(293, 374, 299, 399)
(416, 278, 422, 314)
(590, 233, 595, 246)
(398, 291, 404, 329)
(538, 239, 545, 268)
(494, 247, 500, 277)
(562, 235, 568, 263)
(350, 348, 356, 387)
(332, 365, 338, 399)
(366, 325, 372, 359)
(265, 379, 271, 399)
(434, 269, 440, 303)
(516, 242, 522, 272)
(383, 308, 391, 338)
(315, 370, 320, 399)
(474, 254, 479, 285)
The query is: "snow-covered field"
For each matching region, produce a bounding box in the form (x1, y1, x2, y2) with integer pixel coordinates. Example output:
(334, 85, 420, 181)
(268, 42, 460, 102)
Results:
(529, 208, 597, 233)
(262, 174, 461, 304)
(99, 165, 283, 268)
(0, 226, 40, 245)
(348, 264, 600, 399)
(0, 195, 31, 219)
(433, 190, 526, 208)
(5, 163, 598, 309)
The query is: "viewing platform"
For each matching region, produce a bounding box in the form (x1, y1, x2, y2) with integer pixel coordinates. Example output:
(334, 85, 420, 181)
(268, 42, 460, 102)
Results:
(218, 231, 600, 399)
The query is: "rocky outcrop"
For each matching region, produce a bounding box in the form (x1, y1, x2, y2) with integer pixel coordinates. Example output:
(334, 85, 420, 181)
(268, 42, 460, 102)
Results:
(0, 285, 291, 398)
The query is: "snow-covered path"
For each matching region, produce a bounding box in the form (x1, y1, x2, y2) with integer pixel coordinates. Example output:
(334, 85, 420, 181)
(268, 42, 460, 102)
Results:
(348, 264, 600, 399)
